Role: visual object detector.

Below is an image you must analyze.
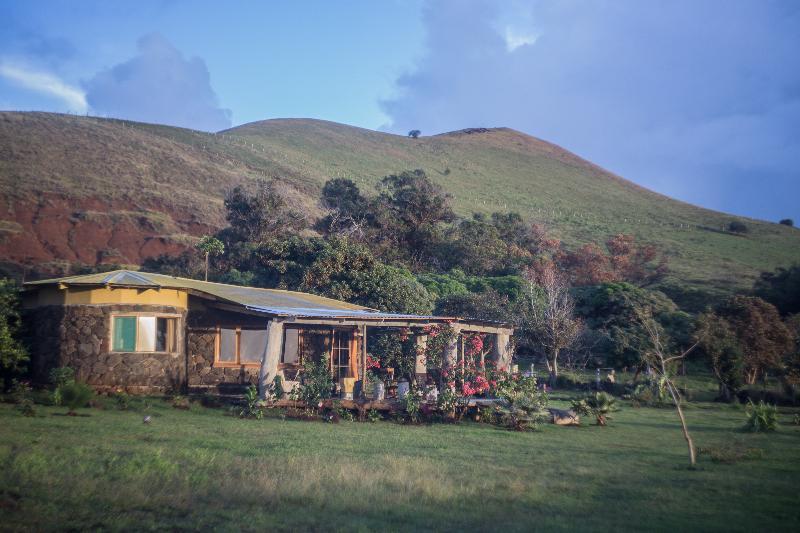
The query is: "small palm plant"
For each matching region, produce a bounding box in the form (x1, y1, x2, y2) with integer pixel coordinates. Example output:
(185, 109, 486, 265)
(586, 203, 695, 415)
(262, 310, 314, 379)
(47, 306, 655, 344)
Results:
(572, 392, 619, 426)
(745, 400, 779, 432)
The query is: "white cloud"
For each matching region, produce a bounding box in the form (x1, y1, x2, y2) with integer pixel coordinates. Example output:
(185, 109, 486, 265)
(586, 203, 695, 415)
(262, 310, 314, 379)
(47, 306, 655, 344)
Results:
(0, 61, 88, 114)
(503, 26, 539, 51)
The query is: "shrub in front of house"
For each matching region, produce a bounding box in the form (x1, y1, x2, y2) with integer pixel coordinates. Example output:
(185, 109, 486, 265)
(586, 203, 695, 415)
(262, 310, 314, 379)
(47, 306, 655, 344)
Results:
(58, 381, 94, 415)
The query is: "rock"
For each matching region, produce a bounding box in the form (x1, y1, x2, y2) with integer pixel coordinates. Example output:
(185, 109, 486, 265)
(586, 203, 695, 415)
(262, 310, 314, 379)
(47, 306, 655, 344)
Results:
(548, 408, 580, 426)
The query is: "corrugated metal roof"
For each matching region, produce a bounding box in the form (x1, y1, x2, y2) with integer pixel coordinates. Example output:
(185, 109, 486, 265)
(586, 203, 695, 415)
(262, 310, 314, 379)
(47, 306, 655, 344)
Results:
(243, 305, 443, 320)
(25, 270, 510, 328)
(25, 270, 373, 313)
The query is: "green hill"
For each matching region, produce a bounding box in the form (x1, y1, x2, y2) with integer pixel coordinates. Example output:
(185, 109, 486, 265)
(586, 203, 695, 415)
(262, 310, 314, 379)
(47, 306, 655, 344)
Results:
(1, 111, 798, 298)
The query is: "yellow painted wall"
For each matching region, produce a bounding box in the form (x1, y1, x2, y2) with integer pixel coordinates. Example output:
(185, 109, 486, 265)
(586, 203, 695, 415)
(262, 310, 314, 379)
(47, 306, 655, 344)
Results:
(24, 286, 188, 308)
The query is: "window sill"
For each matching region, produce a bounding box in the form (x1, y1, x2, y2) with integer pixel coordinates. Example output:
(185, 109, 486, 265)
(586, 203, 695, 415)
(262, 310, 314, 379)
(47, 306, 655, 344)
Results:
(213, 362, 261, 368)
(110, 351, 178, 355)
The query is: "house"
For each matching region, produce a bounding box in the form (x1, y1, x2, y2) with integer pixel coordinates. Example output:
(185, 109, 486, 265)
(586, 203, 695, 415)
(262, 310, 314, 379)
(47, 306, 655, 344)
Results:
(21, 270, 514, 395)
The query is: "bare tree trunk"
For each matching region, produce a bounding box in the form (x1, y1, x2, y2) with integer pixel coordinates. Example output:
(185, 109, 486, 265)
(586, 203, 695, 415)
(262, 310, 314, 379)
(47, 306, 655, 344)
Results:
(549, 349, 559, 387)
(665, 379, 696, 468)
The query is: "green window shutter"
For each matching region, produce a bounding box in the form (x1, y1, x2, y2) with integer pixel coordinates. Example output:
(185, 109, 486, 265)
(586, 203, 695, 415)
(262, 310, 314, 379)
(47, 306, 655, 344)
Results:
(113, 317, 137, 351)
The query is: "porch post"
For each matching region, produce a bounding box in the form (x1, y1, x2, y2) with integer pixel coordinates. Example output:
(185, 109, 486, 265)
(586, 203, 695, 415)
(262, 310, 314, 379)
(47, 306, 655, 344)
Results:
(444, 324, 462, 371)
(360, 324, 367, 398)
(258, 319, 285, 400)
(415, 332, 428, 387)
(492, 332, 512, 372)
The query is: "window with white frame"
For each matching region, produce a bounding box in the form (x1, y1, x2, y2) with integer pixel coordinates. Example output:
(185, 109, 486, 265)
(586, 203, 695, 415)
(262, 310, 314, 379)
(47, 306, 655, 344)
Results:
(112, 315, 178, 353)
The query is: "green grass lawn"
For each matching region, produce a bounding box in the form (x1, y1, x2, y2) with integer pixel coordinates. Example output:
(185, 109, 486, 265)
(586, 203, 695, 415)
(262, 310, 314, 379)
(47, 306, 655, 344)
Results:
(2, 394, 799, 532)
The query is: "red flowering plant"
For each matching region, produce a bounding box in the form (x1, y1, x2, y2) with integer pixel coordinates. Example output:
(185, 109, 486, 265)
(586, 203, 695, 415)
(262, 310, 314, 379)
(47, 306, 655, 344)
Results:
(457, 333, 496, 398)
(365, 355, 382, 384)
(419, 323, 458, 387)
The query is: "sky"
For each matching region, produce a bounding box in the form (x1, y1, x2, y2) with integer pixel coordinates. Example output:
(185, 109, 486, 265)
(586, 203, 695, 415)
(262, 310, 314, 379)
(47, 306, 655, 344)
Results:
(1, 0, 798, 223)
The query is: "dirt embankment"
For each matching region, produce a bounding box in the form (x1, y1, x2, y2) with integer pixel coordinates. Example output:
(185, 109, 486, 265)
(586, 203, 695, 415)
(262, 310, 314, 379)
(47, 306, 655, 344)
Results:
(0, 192, 220, 273)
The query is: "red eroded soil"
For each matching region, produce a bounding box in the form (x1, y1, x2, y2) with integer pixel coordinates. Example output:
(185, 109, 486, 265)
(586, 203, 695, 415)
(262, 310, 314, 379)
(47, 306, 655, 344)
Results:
(0, 192, 220, 270)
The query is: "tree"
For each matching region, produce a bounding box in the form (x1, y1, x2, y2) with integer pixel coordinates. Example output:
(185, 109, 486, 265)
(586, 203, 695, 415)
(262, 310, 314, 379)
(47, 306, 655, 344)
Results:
(224, 179, 306, 243)
(373, 169, 455, 267)
(523, 263, 582, 386)
(434, 289, 513, 324)
(562, 234, 667, 287)
(195, 235, 224, 282)
(728, 220, 749, 234)
(753, 265, 800, 316)
(0, 278, 28, 389)
(694, 312, 744, 401)
(635, 307, 699, 467)
(408, 130, 421, 138)
(319, 178, 369, 235)
(574, 282, 691, 370)
(779, 218, 794, 227)
(716, 296, 794, 384)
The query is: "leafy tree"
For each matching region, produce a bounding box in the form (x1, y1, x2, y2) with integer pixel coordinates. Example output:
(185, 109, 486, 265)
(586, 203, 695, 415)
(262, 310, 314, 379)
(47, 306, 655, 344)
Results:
(195, 235, 224, 281)
(561, 234, 667, 287)
(319, 178, 369, 235)
(574, 282, 691, 370)
(373, 169, 455, 267)
(715, 296, 794, 384)
(694, 311, 744, 401)
(728, 220, 749, 234)
(779, 218, 794, 227)
(0, 279, 28, 389)
(753, 264, 800, 316)
(781, 313, 800, 387)
(407, 129, 421, 138)
(443, 217, 511, 275)
(434, 289, 513, 323)
(142, 251, 204, 280)
(224, 179, 306, 243)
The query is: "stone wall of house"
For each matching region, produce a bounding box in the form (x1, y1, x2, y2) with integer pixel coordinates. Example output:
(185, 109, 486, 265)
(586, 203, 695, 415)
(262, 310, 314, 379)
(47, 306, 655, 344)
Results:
(23, 304, 187, 393)
(186, 307, 264, 393)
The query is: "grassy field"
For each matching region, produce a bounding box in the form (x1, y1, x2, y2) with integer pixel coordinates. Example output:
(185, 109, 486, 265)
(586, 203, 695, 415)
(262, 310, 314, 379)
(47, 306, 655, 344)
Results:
(2, 390, 799, 531)
(2, 112, 799, 297)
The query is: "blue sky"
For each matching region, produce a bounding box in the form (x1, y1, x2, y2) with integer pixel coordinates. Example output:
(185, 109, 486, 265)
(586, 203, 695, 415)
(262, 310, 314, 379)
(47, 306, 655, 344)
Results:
(1, 0, 798, 223)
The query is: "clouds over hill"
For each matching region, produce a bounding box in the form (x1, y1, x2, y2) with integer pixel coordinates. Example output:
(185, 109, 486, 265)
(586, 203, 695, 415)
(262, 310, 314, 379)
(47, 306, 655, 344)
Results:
(382, 0, 800, 223)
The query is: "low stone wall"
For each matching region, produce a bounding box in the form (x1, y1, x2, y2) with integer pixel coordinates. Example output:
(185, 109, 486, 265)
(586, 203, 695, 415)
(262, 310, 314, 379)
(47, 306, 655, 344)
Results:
(23, 304, 187, 393)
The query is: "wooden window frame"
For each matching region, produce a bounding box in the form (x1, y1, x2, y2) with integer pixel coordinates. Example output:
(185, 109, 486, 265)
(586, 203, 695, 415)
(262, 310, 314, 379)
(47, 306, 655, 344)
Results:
(109, 313, 180, 354)
(277, 326, 359, 380)
(214, 326, 266, 368)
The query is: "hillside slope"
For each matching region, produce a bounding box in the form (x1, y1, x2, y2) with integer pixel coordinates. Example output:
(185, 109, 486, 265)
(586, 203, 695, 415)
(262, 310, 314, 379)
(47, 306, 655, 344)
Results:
(1, 111, 798, 296)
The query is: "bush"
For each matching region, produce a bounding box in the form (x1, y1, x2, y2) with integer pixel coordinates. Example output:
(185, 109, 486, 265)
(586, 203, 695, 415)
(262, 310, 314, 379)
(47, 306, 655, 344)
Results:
(728, 220, 749, 234)
(402, 389, 423, 424)
(744, 400, 778, 432)
(49, 367, 75, 406)
(555, 371, 584, 390)
(58, 382, 94, 415)
(272, 375, 284, 400)
(238, 385, 263, 419)
(779, 218, 794, 227)
(571, 392, 620, 426)
(630, 376, 670, 407)
(296, 359, 334, 410)
(113, 392, 131, 410)
(495, 375, 548, 431)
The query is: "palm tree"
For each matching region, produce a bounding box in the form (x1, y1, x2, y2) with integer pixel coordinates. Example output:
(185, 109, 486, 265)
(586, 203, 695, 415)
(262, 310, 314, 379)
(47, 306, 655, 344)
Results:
(195, 236, 224, 281)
